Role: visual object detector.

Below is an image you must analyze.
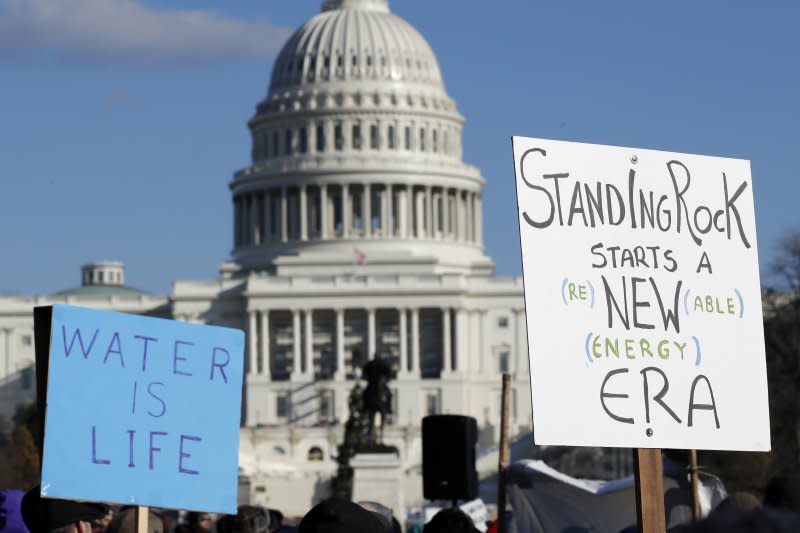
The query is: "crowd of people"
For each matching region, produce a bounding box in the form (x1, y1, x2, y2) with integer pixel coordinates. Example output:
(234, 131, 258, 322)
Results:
(1, 474, 799, 533)
(0, 486, 490, 533)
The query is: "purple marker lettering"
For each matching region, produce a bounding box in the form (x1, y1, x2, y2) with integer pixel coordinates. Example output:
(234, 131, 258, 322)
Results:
(131, 381, 138, 414)
(173, 340, 194, 377)
(91, 426, 110, 465)
(149, 431, 167, 470)
(103, 331, 125, 367)
(134, 335, 158, 372)
(210, 347, 230, 383)
(146, 382, 167, 418)
(178, 435, 202, 475)
(62, 326, 99, 359)
(127, 430, 136, 467)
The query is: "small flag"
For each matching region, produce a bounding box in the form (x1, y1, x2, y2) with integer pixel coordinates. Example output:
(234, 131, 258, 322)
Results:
(354, 248, 367, 265)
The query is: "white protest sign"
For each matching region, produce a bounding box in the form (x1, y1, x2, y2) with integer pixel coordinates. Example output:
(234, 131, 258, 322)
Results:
(512, 136, 770, 451)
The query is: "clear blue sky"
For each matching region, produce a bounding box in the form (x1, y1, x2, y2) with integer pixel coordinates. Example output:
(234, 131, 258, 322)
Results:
(1, 0, 798, 295)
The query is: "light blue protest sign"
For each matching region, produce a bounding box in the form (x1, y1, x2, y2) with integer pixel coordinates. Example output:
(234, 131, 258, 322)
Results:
(39, 304, 244, 513)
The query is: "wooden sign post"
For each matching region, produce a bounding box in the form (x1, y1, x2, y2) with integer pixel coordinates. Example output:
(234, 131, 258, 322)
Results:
(497, 373, 511, 533)
(135, 506, 149, 533)
(511, 136, 771, 532)
(633, 449, 666, 533)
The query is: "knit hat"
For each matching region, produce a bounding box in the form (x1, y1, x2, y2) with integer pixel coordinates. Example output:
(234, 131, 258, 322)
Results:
(299, 498, 385, 533)
(20, 486, 107, 533)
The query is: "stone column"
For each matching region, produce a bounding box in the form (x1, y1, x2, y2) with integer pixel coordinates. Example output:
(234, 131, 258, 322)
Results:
(248, 311, 258, 375)
(432, 189, 440, 239)
(478, 310, 487, 372)
(456, 191, 465, 242)
(425, 186, 433, 238)
(414, 188, 423, 238)
(384, 185, 392, 237)
(367, 308, 376, 358)
(260, 310, 270, 379)
(300, 185, 308, 241)
(475, 193, 483, 245)
(454, 308, 466, 373)
(513, 307, 527, 375)
(410, 308, 420, 376)
(0, 329, 9, 380)
(233, 197, 240, 247)
(304, 309, 314, 377)
(263, 191, 272, 244)
(442, 307, 451, 373)
(241, 196, 250, 245)
(292, 310, 301, 379)
(308, 119, 317, 154)
(379, 185, 389, 238)
(442, 188, 450, 239)
(281, 187, 288, 242)
(320, 184, 329, 239)
(251, 193, 261, 245)
(465, 192, 473, 242)
(364, 184, 372, 238)
(342, 184, 350, 238)
(335, 309, 345, 379)
(398, 308, 408, 375)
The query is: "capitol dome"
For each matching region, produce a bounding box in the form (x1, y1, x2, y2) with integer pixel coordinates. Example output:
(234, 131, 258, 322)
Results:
(269, 0, 443, 91)
(227, 0, 493, 278)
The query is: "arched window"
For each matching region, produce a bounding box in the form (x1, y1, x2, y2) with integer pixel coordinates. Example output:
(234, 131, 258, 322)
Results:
(352, 123, 362, 150)
(316, 123, 325, 152)
(308, 446, 323, 461)
(370, 124, 379, 149)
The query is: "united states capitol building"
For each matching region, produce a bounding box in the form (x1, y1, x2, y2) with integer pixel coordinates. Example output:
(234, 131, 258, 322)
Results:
(0, 0, 531, 515)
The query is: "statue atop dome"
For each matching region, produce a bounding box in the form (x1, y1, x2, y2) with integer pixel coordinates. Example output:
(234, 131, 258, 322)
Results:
(321, 0, 389, 12)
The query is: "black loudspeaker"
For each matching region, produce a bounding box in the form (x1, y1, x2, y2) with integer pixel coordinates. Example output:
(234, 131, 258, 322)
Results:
(422, 415, 478, 501)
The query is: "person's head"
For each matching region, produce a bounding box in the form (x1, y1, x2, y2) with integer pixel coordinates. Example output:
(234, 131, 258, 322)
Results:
(424, 508, 479, 533)
(266, 509, 283, 533)
(764, 474, 800, 514)
(299, 498, 384, 533)
(216, 506, 269, 533)
(186, 512, 214, 532)
(673, 508, 800, 533)
(713, 491, 762, 514)
(20, 487, 106, 533)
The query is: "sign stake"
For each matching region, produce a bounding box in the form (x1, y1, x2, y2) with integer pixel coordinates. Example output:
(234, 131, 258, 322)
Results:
(497, 373, 511, 533)
(135, 506, 149, 533)
(633, 448, 666, 533)
(689, 449, 701, 521)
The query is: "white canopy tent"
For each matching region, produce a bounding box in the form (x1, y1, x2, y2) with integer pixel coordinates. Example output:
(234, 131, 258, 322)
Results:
(506, 459, 727, 533)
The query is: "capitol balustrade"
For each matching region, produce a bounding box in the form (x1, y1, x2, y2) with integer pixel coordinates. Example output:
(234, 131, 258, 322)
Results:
(235, 153, 479, 181)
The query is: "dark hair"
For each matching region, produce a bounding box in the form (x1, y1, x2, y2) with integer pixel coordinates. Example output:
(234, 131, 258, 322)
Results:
(217, 506, 270, 533)
(424, 508, 478, 533)
(764, 474, 800, 514)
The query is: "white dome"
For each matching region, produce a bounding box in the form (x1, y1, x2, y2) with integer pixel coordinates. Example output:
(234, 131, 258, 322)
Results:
(269, 0, 443, 91)
(228, 0, 493, 278)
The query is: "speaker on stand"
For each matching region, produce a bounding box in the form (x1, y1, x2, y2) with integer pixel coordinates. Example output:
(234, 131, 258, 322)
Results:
(422, 414, 479, 503)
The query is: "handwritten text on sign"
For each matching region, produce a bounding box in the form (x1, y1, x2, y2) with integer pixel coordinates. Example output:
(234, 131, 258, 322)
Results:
(40, 305, 244, 512)
(512, 137, 770, 450)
